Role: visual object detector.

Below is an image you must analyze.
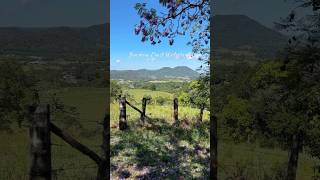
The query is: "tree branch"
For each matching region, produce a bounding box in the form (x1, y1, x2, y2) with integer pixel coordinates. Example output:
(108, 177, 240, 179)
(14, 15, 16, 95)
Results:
(163, 0, 207, 21)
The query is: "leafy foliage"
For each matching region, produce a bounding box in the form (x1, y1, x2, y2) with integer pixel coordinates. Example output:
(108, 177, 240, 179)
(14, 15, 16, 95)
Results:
(250, 61, 288, 89)
(47, 92, 81, 130)
(0, 61, 37, 129)
(220, 96, 255, 142)
(188, 76, 209, 109)
(134, 0, 210, 47)
(276, 0, 320, 47)
(111, 80, 123, 102)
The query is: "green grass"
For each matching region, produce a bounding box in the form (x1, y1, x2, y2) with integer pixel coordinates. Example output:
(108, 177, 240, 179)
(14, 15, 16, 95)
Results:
(0, 87, 107, 180)
(0, 87, 318, 179)
(110, 89, 210, 178)
(124, 88, 173, 100)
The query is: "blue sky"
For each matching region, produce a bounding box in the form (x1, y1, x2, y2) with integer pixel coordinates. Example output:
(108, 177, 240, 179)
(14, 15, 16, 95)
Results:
(110, 1, 204, 71)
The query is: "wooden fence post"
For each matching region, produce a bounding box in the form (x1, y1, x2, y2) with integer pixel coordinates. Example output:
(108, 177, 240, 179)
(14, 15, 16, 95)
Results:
(287, 133, 303, 180)
(29, 105, 51, 180)
(97, 113, 109, 180)
(140, 98, 147, 124)
(199, 104, 205, 122)
(119, 97, 127, 130)
(173, 98, 178, 123)
(211, 114, 218, 180)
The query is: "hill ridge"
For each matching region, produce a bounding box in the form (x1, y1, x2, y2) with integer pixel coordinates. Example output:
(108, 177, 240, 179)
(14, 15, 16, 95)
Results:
(111, 66, 199, 81)
(0, 15, 287, 61)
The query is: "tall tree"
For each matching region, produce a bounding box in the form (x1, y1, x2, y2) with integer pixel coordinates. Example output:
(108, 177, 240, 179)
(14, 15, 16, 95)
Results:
(134, 0, 214, 178)
(189, 76, 209, 122)
(0, 61, 36, 129)
(275, 1, 320, 179)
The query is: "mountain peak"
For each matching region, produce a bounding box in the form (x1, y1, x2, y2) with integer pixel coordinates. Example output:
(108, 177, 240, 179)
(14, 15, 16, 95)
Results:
(213, 14, 287, 58)
(174, 66, 193, 69)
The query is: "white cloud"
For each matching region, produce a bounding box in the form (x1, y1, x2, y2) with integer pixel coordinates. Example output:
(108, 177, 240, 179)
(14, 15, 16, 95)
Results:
(115, 59, 121, 63)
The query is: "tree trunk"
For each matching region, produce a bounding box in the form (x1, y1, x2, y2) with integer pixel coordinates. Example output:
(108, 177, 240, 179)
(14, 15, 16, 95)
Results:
(287, 133, 303, 180)
(29, 105, 51, 180)
(140, 98, 147, 124)
(173, 98, 178, 123)
(119, 97, 127, 130)
(199, 104, 205, 122)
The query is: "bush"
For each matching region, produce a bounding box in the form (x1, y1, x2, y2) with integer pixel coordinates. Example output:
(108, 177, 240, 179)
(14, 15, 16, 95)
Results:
(154, 96, 170, 105)
(110, 81, 122, 102)
(178, 92, 190, 106)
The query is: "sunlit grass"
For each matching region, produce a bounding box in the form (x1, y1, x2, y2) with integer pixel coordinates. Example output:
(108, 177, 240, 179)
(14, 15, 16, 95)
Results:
(0, 87, 317, 179)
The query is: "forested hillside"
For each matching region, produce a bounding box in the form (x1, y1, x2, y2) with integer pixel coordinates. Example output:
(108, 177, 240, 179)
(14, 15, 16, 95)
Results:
(0, 23, 108, 60)
(111, 66, 199, 80)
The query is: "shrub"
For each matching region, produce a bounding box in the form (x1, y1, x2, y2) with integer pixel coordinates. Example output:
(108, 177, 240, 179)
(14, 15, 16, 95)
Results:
(155, 96, 169, 105)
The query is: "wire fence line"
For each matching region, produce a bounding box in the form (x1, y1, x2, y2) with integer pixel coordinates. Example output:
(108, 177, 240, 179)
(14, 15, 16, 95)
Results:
(20, 102, 320, 179)
(5, 136, 314, 180)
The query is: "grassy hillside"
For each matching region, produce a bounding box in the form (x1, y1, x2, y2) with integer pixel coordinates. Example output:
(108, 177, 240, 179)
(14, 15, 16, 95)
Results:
(0, 87, 317, 179)
(123, 88, 172, 100)
(213, 15, 287, 59)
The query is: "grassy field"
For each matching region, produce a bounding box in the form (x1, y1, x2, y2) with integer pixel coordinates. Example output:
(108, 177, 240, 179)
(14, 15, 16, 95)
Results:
(110, 88, 210, 179)
(0, 87, 318, 179)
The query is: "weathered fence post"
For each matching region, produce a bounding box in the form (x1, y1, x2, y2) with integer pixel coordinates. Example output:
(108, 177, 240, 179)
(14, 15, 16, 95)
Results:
(199, 104, 205, 122)
(97, 113, 110, 180)
(211, 114, 218, 180)
(119, 97, 127, 130)
(287, 133, 303, 180)
(173, 98, 178, 123)
(140, 98, 147, 124)
(29, 105, 51, 180)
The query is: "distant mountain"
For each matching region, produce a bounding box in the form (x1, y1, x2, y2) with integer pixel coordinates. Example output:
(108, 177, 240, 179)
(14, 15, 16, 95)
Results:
(0, 15, 287, 61)
(213, 15, 287, 59)
(111, 66, 199, 81)
(0, 23, 108, 60)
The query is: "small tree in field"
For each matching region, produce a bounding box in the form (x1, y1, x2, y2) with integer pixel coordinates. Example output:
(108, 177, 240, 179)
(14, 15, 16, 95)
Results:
(155, 96, 166, 105)
(274, 1, 320, 179)
(111, 80, 122, 102)
(189, 77, 209, 122)
(248, 58, 320, 180)
(220, 95, 255, 143)
(221, 1, 320, 179)
(0, 61, 36, 129)
(178, 92, 191, 106)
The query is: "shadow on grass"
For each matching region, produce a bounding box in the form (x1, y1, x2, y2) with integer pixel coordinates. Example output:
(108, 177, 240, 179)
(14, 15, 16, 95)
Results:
(110, 117, 210, 179)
